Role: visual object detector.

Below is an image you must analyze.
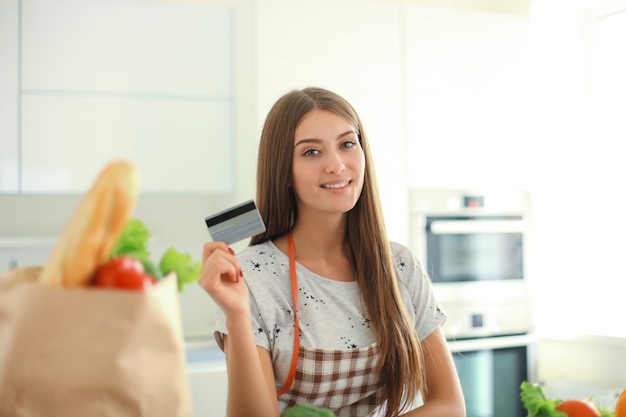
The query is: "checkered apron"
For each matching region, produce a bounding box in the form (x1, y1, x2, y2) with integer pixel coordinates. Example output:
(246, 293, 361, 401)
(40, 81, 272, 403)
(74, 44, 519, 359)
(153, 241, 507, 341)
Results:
(279, 232, 385, 416)
(278, 343, 384, 416)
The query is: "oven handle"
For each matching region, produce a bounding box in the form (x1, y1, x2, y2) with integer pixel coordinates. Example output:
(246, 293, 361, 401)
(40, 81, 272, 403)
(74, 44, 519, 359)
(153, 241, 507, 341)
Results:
(429, 219, 525, 234)
(446, 334, 535, 353)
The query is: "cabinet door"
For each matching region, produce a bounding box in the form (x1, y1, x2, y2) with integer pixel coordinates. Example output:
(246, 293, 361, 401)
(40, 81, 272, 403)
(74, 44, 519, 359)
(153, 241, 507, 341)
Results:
(20, 0, 235, 193)
(21, 0, 232, 97)
(21, 95, 234, 193)
(0, 0, 19, 192)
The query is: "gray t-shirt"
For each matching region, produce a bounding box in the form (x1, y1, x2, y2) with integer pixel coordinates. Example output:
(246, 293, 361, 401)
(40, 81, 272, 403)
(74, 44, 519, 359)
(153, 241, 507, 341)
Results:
(214, 240, 446, 386)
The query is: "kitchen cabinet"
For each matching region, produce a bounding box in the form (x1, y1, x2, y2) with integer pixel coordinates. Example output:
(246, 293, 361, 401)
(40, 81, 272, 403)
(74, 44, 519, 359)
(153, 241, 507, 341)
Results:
(186, 348, 227, 417)
(21, 95, 234, 193)
(11, 0, 236, 194)
(21, 0, 232, 97)
(0, 0, 19, 192)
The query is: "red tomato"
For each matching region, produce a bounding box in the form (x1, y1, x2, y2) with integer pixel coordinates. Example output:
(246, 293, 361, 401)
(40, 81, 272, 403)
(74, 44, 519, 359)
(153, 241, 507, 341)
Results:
(93, 256, 155, 291)
(556, 399, 600, 417)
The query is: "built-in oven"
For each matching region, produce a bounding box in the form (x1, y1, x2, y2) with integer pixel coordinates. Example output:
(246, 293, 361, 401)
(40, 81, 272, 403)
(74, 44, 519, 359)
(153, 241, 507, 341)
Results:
(409, 189, 536, 417)
(424, 214, 524, 284)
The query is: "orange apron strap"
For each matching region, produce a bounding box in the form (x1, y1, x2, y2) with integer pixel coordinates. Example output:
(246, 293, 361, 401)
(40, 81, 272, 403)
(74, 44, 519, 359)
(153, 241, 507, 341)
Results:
(276, 231, 300, 397)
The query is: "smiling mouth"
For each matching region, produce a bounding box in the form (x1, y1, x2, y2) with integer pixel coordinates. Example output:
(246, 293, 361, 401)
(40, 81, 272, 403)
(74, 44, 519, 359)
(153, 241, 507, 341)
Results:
(322, 181, 350, 189)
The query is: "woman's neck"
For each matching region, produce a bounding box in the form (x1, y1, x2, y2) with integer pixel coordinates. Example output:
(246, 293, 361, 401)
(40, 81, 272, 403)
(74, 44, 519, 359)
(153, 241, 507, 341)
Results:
(290, 212, 346, 256)
(288, 218, 355, 282)
(291, 227, 343, 258)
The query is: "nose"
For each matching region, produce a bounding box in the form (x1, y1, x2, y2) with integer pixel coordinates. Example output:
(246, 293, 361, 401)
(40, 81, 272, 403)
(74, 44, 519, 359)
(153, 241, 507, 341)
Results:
(325, 150, 345, 174)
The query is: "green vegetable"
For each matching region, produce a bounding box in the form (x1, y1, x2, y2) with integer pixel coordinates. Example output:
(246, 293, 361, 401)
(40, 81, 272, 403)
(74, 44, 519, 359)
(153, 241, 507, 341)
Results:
(140, 257, 164, 280)
(283, 404, 337, 417)
(111, 218, 151, 260)
(520, 382, 616, 417)
(159, 247, 201, 292)
(593, 399, 616, 417)
(520, 382, 566, 417)
(112, 218, 200, 291)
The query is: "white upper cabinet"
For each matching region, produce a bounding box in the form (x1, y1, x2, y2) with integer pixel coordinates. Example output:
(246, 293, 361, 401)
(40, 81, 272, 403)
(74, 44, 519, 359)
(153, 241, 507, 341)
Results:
(21, 0, 232, 96)
(20, 95, 234, 193)
(17, 0, 235, 194)
(0, 0, 19, 193)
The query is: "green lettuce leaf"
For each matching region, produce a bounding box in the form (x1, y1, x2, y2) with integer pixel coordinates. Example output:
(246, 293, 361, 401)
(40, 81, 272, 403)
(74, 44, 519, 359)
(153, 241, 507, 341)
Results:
(159, 247, 201, 292)
(283, 404, 337, 417)
(520, 382, 566, 417)
(110, 218, 151, 260)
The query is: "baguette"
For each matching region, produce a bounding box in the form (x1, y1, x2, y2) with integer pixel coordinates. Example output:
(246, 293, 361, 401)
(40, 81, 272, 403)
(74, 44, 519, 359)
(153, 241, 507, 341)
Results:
(38, 160, 142, 287)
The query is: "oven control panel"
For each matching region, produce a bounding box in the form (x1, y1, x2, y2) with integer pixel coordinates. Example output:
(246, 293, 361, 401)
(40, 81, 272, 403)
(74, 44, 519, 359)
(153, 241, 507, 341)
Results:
(471, 313, 485, 328)
(442, 301, 533, 340)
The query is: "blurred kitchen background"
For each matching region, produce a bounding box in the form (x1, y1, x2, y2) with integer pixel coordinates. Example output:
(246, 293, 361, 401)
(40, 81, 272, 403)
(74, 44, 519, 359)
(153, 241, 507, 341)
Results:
(1, 0, 624, 415)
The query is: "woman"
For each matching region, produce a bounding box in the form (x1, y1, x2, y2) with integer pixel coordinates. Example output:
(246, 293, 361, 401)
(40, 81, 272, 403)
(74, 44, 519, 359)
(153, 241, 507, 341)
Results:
(199, 87, 465, 417)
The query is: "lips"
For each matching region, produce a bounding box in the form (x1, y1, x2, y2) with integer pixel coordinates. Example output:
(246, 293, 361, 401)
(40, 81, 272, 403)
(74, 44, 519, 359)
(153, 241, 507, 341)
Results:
(321, 180, 350, 189)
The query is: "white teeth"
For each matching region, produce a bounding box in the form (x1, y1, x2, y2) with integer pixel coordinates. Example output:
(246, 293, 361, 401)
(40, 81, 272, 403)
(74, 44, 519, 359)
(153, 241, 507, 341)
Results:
(322, 181, 349, 189)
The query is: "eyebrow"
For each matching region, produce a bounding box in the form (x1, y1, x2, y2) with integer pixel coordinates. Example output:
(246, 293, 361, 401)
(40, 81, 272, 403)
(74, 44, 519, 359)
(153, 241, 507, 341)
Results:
(294, 130, 358, 148)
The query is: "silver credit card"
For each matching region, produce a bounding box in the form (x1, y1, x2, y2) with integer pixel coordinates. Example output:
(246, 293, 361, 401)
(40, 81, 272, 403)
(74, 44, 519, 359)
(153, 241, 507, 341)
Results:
(204, 200, 266, 244)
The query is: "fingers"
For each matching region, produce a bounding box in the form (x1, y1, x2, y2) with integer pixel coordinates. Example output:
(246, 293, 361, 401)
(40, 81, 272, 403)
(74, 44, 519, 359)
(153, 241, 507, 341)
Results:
(202, 241, 232, 262)
(199, 241, 243, 287)
(198, 242, 250, 316)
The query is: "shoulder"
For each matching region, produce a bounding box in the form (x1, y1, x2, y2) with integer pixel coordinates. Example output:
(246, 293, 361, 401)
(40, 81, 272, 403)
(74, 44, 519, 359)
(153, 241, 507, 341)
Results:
(389, 241, 413, 259)
(236, 241, 290, 286)
(236, 241, 283, 265)
(388, 242, 446, 336)
(388, 241, 430, 287)
(389, 241, 419, 272)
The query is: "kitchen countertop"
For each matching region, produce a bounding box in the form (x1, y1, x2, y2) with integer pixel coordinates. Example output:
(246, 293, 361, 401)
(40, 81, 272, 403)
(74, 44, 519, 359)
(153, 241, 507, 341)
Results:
(185, 347, 226, 372)
(184, 337, 226, 372)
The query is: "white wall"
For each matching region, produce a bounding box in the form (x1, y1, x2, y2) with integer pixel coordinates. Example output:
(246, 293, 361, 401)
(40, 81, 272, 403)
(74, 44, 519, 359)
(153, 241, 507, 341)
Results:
(404, 4, 534, 190)
(524, 0, 626, 338)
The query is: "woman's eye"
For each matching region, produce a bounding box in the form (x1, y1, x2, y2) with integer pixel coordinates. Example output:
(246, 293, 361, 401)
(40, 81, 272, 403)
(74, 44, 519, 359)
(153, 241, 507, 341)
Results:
(341, 140, 356, 149)
(303, 148, 319, 157)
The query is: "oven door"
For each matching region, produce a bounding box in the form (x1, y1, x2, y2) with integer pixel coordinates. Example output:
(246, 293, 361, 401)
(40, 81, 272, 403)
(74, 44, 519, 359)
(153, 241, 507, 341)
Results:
(448, 334, 534, 417)
(426, 216, 525, 283)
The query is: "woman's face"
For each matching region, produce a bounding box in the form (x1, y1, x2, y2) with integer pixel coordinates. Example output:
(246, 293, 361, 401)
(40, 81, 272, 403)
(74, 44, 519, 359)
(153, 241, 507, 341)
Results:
(291, 108, 365, 218)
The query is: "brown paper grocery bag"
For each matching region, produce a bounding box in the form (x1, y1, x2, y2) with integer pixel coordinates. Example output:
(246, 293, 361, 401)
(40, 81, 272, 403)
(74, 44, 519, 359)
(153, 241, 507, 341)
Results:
(0, 267, 192, 417)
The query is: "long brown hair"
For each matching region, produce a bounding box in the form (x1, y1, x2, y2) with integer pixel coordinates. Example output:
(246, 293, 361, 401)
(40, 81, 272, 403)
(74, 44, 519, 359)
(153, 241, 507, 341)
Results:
(250, 87, 425, 416)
